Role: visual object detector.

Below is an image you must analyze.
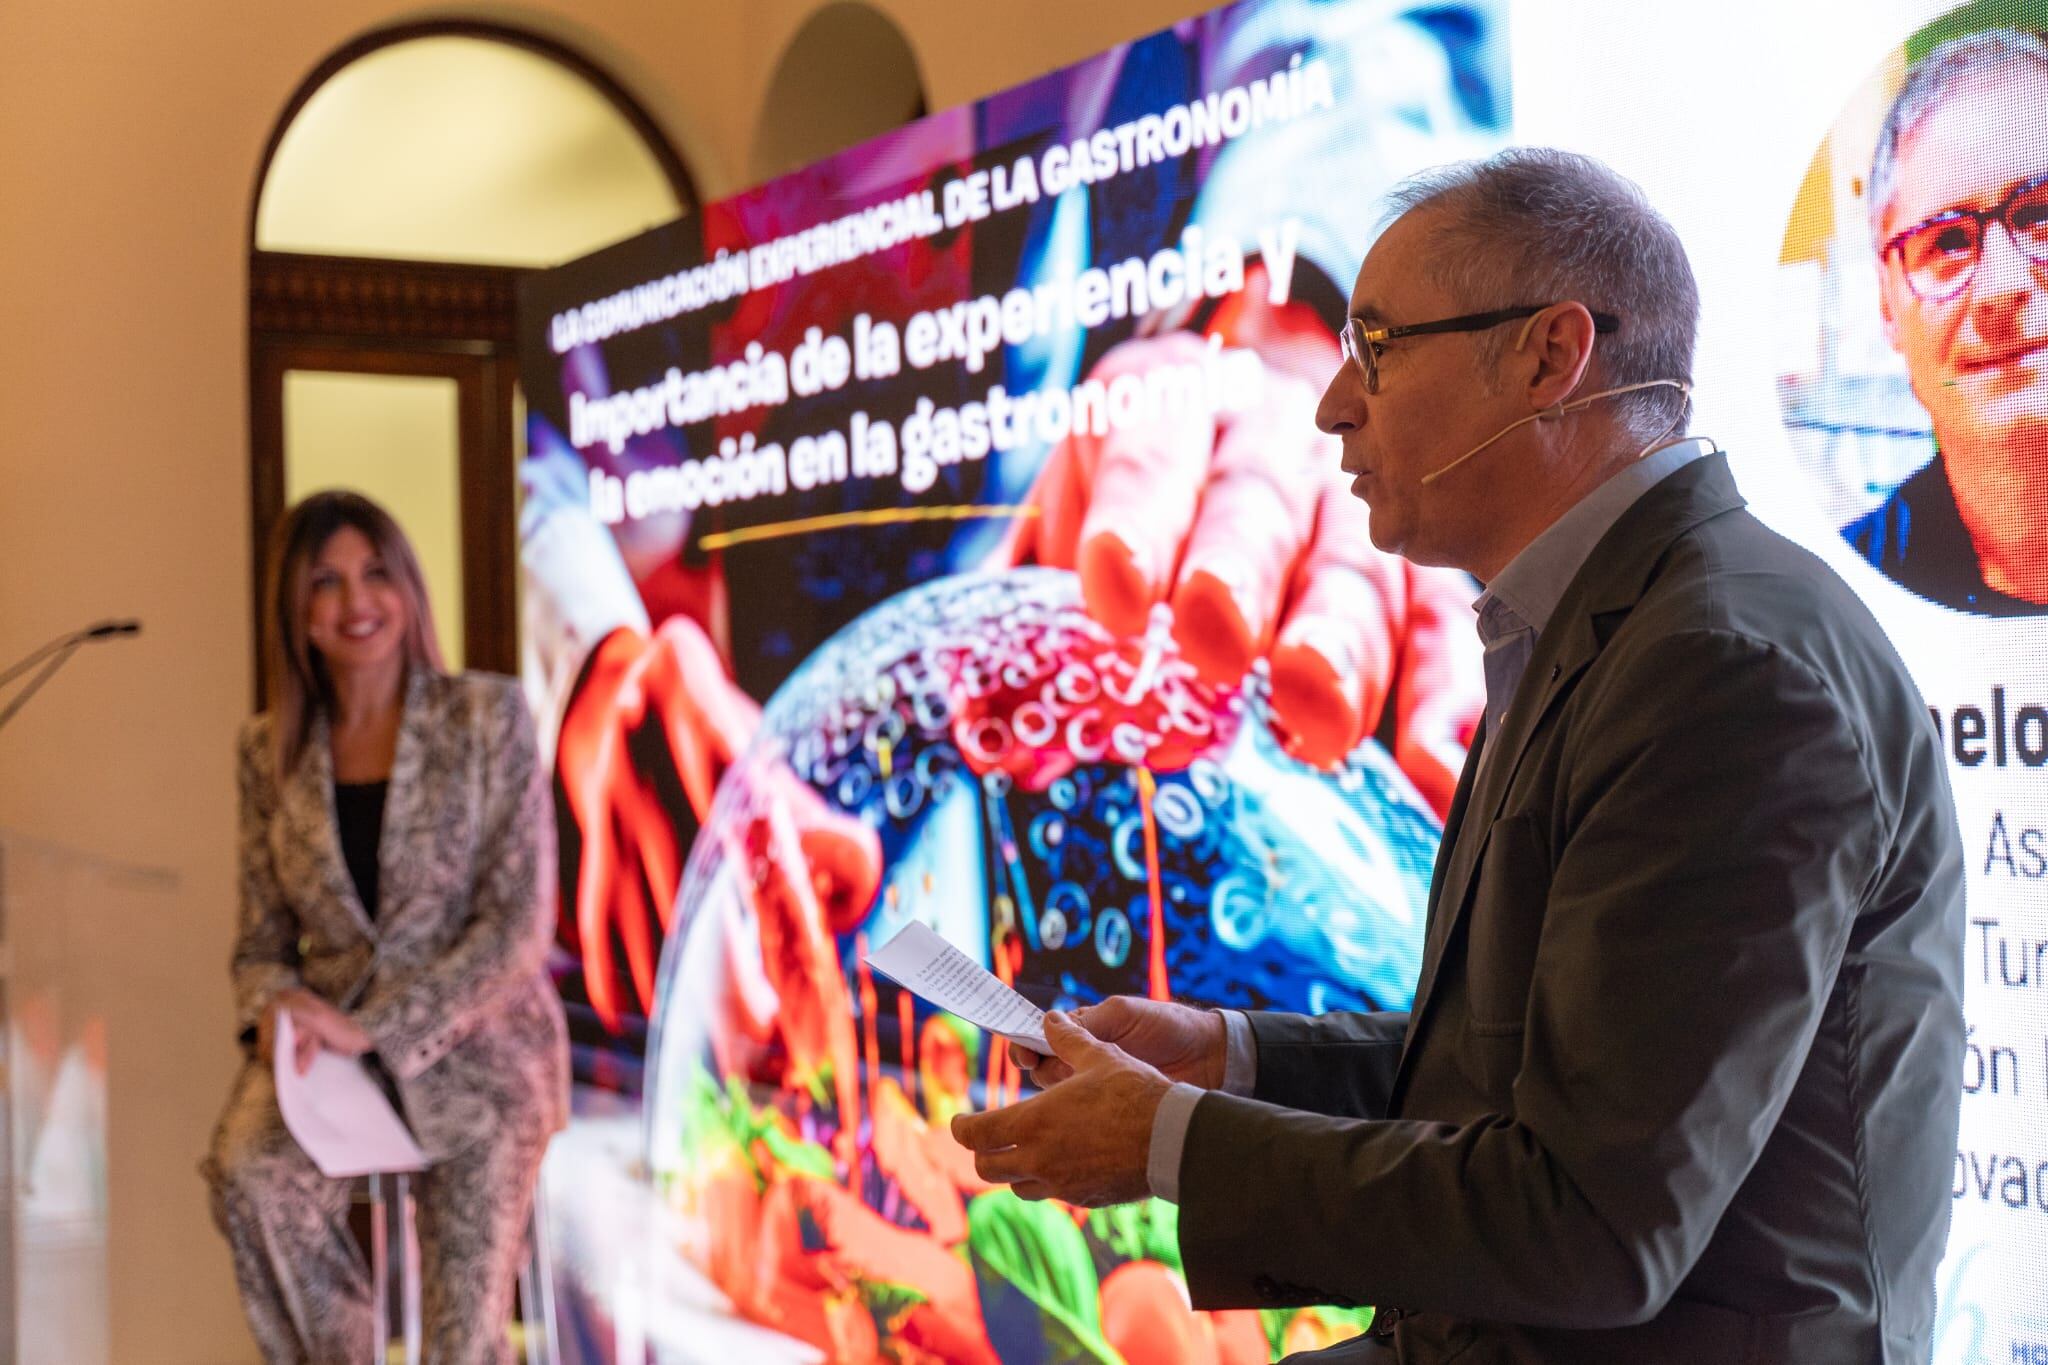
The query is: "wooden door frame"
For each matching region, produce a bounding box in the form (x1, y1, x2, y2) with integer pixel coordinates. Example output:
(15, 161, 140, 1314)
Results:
(248, 322, 521, 679)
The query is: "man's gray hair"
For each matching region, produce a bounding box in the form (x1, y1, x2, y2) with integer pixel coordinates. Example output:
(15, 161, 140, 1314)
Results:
(1382, 148, 1699, 443)
(1868, 27, 2048, 244)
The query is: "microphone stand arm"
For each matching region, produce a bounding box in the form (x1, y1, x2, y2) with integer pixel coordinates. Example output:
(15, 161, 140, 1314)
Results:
(0, 638, 88, 734)
(0, 622, 140, 735)
(0, 630, 86, 691)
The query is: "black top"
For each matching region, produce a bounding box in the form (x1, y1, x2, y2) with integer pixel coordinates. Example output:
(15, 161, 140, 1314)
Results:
(334, 780, 387, 919)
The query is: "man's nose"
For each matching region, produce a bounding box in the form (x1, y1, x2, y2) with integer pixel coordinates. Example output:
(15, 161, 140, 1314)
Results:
(1316, 363, 1363, 435)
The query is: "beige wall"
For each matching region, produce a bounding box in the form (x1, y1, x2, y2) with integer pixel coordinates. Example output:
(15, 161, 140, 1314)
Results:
(0, 0, 1202, 1359)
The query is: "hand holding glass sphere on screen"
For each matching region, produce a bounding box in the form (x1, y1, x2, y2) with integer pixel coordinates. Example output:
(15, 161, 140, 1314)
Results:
(643, 567, 1442, 1361)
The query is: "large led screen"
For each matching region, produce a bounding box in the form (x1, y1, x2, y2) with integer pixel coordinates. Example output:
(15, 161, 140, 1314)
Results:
(519, 3, 1504, 1359)
(517, 0, 2048, 1359)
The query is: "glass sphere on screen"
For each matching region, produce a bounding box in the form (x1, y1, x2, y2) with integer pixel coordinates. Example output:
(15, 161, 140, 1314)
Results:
(644, 567, 1438, 1362)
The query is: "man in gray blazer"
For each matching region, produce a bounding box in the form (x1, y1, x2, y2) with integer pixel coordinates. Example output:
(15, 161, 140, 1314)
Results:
(951, 149, 1966, 1363)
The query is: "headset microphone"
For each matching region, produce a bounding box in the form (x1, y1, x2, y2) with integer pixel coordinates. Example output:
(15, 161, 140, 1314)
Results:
(1418, 378, 1693, 487)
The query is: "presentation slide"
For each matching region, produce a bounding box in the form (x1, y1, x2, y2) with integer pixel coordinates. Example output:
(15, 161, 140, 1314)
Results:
(515, 0, 2047, 1360)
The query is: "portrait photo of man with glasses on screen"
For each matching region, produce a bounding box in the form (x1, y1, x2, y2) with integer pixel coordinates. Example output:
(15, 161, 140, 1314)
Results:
(1849, 26, 2048, 616)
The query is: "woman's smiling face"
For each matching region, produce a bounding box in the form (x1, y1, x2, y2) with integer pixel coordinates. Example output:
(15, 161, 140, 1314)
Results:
(303, 524, 410, 677)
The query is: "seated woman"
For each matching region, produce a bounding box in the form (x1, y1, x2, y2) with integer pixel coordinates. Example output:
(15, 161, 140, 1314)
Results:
(203, 490, 568, 1365)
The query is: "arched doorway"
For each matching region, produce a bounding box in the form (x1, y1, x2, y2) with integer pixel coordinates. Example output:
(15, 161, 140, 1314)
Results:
(247, 22, 694, 678)
(750, 3, 927, 185)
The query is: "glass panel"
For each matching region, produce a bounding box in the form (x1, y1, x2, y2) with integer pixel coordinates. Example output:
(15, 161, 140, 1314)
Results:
(283, 371, 465, 668)
(256, 37, 682, 266)
(3, 830, 176, 1365)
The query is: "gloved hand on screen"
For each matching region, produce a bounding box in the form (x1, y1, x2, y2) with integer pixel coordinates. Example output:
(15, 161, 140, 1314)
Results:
(1001, 282, 1481, 815)
(555, 616, 882, 1029)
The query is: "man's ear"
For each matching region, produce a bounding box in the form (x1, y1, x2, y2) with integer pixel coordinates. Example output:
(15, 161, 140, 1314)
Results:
(1877, 269, 1902, 351)
(1522, 302, 1598, 413)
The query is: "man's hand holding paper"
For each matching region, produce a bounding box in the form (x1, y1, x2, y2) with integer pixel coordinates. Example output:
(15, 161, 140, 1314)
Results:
(869, 926, 1223, 1207)
(1005, 995, 1228, 1091)
(949, 1012, 1169, 1208)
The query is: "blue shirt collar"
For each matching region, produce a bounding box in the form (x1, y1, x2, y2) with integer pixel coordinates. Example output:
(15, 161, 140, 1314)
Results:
(1476, 437, 1713, 643)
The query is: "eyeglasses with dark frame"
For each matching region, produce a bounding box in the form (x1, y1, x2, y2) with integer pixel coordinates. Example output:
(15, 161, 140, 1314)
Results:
(1881, 172, 2048, 303)
(1338, 304, 1622, 394)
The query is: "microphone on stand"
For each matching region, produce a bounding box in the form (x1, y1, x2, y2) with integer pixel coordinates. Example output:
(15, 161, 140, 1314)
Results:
(0, 620, 143, 734)
(83, 620, 141, 640)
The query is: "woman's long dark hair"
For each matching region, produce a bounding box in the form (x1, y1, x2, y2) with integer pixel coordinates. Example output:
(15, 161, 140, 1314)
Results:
(263, 491, 444, 781)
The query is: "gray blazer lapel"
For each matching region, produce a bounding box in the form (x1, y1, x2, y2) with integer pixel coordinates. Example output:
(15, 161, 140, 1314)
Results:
(1465, 612, 1602, 839)
(1390, 453, 1750, 1095)
(1413, 722, 1486, 978)
(1399, 612, 1601, 1057)
(1441, 452, 1753, 896)
(374, 669, 434, 930)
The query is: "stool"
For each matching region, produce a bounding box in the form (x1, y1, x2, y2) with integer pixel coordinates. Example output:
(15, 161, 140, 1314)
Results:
(364, 1171, 557, 1365)
(366, 1172, 421, 1365)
